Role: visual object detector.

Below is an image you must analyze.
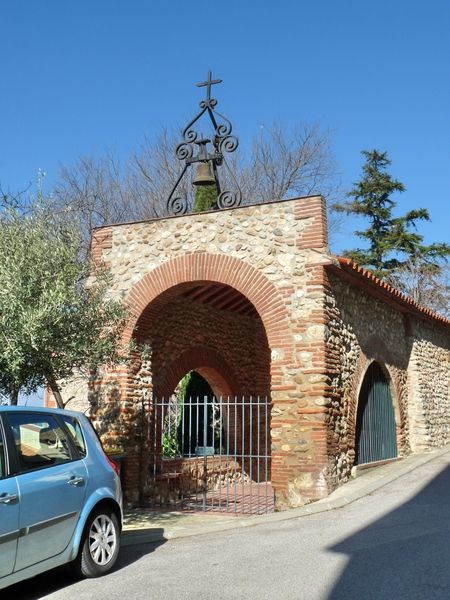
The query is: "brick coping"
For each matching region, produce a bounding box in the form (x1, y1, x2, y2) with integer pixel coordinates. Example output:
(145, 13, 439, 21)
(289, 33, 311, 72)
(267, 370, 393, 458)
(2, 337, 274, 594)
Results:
(91, 194, 323, 231)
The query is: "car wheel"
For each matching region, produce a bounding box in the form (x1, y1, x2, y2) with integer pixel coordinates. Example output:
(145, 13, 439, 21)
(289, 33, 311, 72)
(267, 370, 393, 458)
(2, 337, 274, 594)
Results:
(75, 508, 120, 578)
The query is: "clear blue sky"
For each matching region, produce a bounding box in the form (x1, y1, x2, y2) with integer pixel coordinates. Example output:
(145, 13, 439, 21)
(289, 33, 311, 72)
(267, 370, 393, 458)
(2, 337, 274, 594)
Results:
(1, 1, 449, 252)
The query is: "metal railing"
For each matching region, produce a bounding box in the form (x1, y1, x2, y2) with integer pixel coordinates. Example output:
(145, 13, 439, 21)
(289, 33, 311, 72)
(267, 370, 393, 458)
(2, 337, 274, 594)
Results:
(143, 395, 273, 514)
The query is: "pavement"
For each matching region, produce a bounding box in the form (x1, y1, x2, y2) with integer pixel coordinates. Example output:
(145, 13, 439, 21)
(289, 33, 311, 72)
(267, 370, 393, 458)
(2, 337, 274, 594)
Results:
(122, 445, 450, 547)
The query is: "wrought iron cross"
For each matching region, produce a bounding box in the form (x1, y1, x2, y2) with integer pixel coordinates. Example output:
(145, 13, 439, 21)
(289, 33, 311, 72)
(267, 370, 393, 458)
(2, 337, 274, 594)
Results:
(166, 71, 241, 216)
(196, 70, 222, 101)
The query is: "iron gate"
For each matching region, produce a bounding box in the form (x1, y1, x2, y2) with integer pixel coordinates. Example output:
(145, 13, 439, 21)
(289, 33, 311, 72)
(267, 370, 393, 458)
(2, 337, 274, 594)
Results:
(143, 395, 273, 514)
(355, 362, 397, 465)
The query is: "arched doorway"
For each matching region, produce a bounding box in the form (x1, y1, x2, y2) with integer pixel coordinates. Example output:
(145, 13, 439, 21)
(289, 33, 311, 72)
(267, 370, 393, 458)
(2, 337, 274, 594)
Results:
(131, 280, 273, 514)
(355, 362, 397, 465)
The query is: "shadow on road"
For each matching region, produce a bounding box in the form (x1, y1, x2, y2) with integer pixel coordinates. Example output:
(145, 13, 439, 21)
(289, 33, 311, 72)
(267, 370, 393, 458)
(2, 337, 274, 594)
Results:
(5, 528, 166, 599)
(327, 465, 450, 599)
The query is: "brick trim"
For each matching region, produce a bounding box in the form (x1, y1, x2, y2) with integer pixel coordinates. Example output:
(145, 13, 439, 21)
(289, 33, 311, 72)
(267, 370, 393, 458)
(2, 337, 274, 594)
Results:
(122, 253, 294, 359)
(294, 196, 328, 249)
(155, 346, 239, 399)
(91, 227, 113, 264)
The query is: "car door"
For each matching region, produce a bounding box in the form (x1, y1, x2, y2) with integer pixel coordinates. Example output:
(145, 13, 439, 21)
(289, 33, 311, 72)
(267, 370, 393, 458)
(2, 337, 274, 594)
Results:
(0, 417, 19, 578)
(5, 411, 88, 572)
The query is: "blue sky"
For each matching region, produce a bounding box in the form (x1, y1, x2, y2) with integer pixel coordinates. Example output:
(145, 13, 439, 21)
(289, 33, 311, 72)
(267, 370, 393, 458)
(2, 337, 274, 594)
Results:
(18, 389, 44, 407)
(1, 1, 449, 252)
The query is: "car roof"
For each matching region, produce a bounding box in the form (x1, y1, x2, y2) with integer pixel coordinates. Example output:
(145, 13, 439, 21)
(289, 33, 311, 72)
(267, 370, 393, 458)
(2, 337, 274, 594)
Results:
(0, 405, 86, 419)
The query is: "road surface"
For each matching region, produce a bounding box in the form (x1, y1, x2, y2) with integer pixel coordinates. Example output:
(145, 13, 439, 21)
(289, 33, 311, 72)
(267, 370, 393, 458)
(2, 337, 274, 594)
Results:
(8, 452, 450, 600)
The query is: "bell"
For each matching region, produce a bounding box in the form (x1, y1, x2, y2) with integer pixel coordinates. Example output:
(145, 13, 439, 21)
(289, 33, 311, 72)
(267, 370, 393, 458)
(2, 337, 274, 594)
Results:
(193, 161, 216, 186)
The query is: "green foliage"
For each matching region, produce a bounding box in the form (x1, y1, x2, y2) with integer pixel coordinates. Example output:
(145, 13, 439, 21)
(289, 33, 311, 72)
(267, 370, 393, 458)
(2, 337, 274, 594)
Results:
(161, 393, 183, 458)
(160, 371, 192, 458)
(333, 150, 450, 279)
(193, 184, 217, 212)
(177, 371, 193, 400)
(162, 426, 181, 458)
(0, 198, 128, 405)
(159, 371, 194, 459)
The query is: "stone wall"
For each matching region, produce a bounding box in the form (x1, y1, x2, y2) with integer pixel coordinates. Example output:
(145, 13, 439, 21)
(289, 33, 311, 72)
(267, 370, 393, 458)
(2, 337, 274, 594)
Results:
(45, 373, 89, 413)
(47, 197, 450, 509)
(84, 195, 450, 507)
(324, 267, 450, 487)
(408, 320, 450, 451)
(90, 196, 335, 507)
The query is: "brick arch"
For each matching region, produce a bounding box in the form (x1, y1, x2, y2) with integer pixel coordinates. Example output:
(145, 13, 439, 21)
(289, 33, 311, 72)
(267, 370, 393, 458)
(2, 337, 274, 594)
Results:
(155, 347, 238, 399)
(122, 253, 293, 359)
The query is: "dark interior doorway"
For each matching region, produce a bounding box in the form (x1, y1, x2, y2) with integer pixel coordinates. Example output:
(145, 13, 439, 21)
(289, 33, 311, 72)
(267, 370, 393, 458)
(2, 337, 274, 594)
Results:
(178, 371, 223, 455)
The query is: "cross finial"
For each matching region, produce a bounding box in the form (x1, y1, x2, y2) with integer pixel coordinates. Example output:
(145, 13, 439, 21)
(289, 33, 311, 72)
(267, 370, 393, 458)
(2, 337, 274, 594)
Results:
(196, 70, 222, 101)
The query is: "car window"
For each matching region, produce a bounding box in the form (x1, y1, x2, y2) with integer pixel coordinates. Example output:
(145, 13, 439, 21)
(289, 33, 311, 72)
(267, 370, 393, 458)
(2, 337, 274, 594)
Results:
(60, 415, 87, 457)
(0, 425, 5, 478)
(7, 412, 73, 472)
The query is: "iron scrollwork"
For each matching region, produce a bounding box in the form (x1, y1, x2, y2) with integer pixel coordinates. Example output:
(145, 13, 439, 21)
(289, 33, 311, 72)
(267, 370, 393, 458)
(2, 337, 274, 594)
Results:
(166, 70, 242, 215)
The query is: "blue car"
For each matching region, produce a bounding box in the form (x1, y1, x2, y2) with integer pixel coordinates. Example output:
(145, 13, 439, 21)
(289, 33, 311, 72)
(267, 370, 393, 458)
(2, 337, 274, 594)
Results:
(0, 406, 122, 590)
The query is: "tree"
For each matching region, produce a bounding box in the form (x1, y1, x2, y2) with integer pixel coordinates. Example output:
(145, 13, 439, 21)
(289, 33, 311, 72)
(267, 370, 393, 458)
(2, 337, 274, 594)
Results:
(387, 260, 450, 318)
(0, 197, 128, 406)
(333, 150, 450, 282)
(245, 122, 339, 203)
(193, 183, 218, 212)
(54, 151, 148, 256)
(53, 122, 340, 242)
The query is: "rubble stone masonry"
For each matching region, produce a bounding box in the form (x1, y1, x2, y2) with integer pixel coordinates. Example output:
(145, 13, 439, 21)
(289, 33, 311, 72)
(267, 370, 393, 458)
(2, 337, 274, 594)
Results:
(83, 195, 450, 507)
(408, 321, 450, 451)
(90, 196, 334, 507)
(324, 268, 450, 487)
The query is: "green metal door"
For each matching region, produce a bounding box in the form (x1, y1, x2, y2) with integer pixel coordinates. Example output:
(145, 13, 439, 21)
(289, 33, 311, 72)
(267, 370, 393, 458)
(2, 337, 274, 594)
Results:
(355, 362, 397, 465)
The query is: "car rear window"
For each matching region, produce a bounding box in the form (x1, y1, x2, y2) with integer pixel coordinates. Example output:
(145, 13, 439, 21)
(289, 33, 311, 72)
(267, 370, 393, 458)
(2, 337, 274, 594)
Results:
(60, 415, 87, 457)
(0, 425, 6, 478)
(7, 412, 73, 472)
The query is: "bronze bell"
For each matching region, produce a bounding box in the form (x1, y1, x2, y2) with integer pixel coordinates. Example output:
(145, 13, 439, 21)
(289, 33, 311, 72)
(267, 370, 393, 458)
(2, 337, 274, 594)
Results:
(193, 161, 216, 186)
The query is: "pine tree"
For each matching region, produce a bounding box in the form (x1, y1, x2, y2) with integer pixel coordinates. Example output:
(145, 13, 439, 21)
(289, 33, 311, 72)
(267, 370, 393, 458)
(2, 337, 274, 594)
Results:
(333, 150, 450, 279)
(193, 183, 217, 212)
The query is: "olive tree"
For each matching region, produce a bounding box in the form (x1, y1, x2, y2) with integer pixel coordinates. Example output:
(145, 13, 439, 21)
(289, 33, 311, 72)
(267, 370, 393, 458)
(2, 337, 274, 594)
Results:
(0, 197, 128, 406)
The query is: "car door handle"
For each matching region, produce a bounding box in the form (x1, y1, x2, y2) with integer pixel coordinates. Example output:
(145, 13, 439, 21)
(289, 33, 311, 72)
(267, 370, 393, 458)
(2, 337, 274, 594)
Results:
(0, 493, 19, 504)
(68, 476, 85, 487)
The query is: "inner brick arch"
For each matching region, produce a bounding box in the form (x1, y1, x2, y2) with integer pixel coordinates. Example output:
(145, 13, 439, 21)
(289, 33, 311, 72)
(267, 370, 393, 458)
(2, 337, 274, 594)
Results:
(155, 347, 238, 399)
(122, 252, 294, 363)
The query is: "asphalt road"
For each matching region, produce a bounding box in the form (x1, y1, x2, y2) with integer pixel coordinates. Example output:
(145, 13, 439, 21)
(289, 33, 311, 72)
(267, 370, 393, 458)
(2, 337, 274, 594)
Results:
(8, 452, 450, 600)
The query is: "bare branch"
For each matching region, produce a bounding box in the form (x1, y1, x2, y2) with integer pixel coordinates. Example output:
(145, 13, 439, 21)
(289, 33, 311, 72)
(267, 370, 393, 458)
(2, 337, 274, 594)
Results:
(52, 121, 341, 246)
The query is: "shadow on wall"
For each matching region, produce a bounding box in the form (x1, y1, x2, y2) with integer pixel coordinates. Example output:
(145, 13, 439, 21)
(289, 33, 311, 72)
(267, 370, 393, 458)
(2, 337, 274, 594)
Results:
(327, 464, 450, 599)
(89, 381, 134, 452)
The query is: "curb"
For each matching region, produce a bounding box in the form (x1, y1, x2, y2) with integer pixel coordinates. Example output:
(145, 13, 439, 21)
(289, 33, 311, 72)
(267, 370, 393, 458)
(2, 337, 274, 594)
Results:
(122, 446, 450, 547)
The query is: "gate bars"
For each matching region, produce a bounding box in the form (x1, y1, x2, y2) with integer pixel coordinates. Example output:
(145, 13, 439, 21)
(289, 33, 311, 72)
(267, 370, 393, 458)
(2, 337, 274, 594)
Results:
(142, 395, 273, 515)
(355, 362, 397, 465)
